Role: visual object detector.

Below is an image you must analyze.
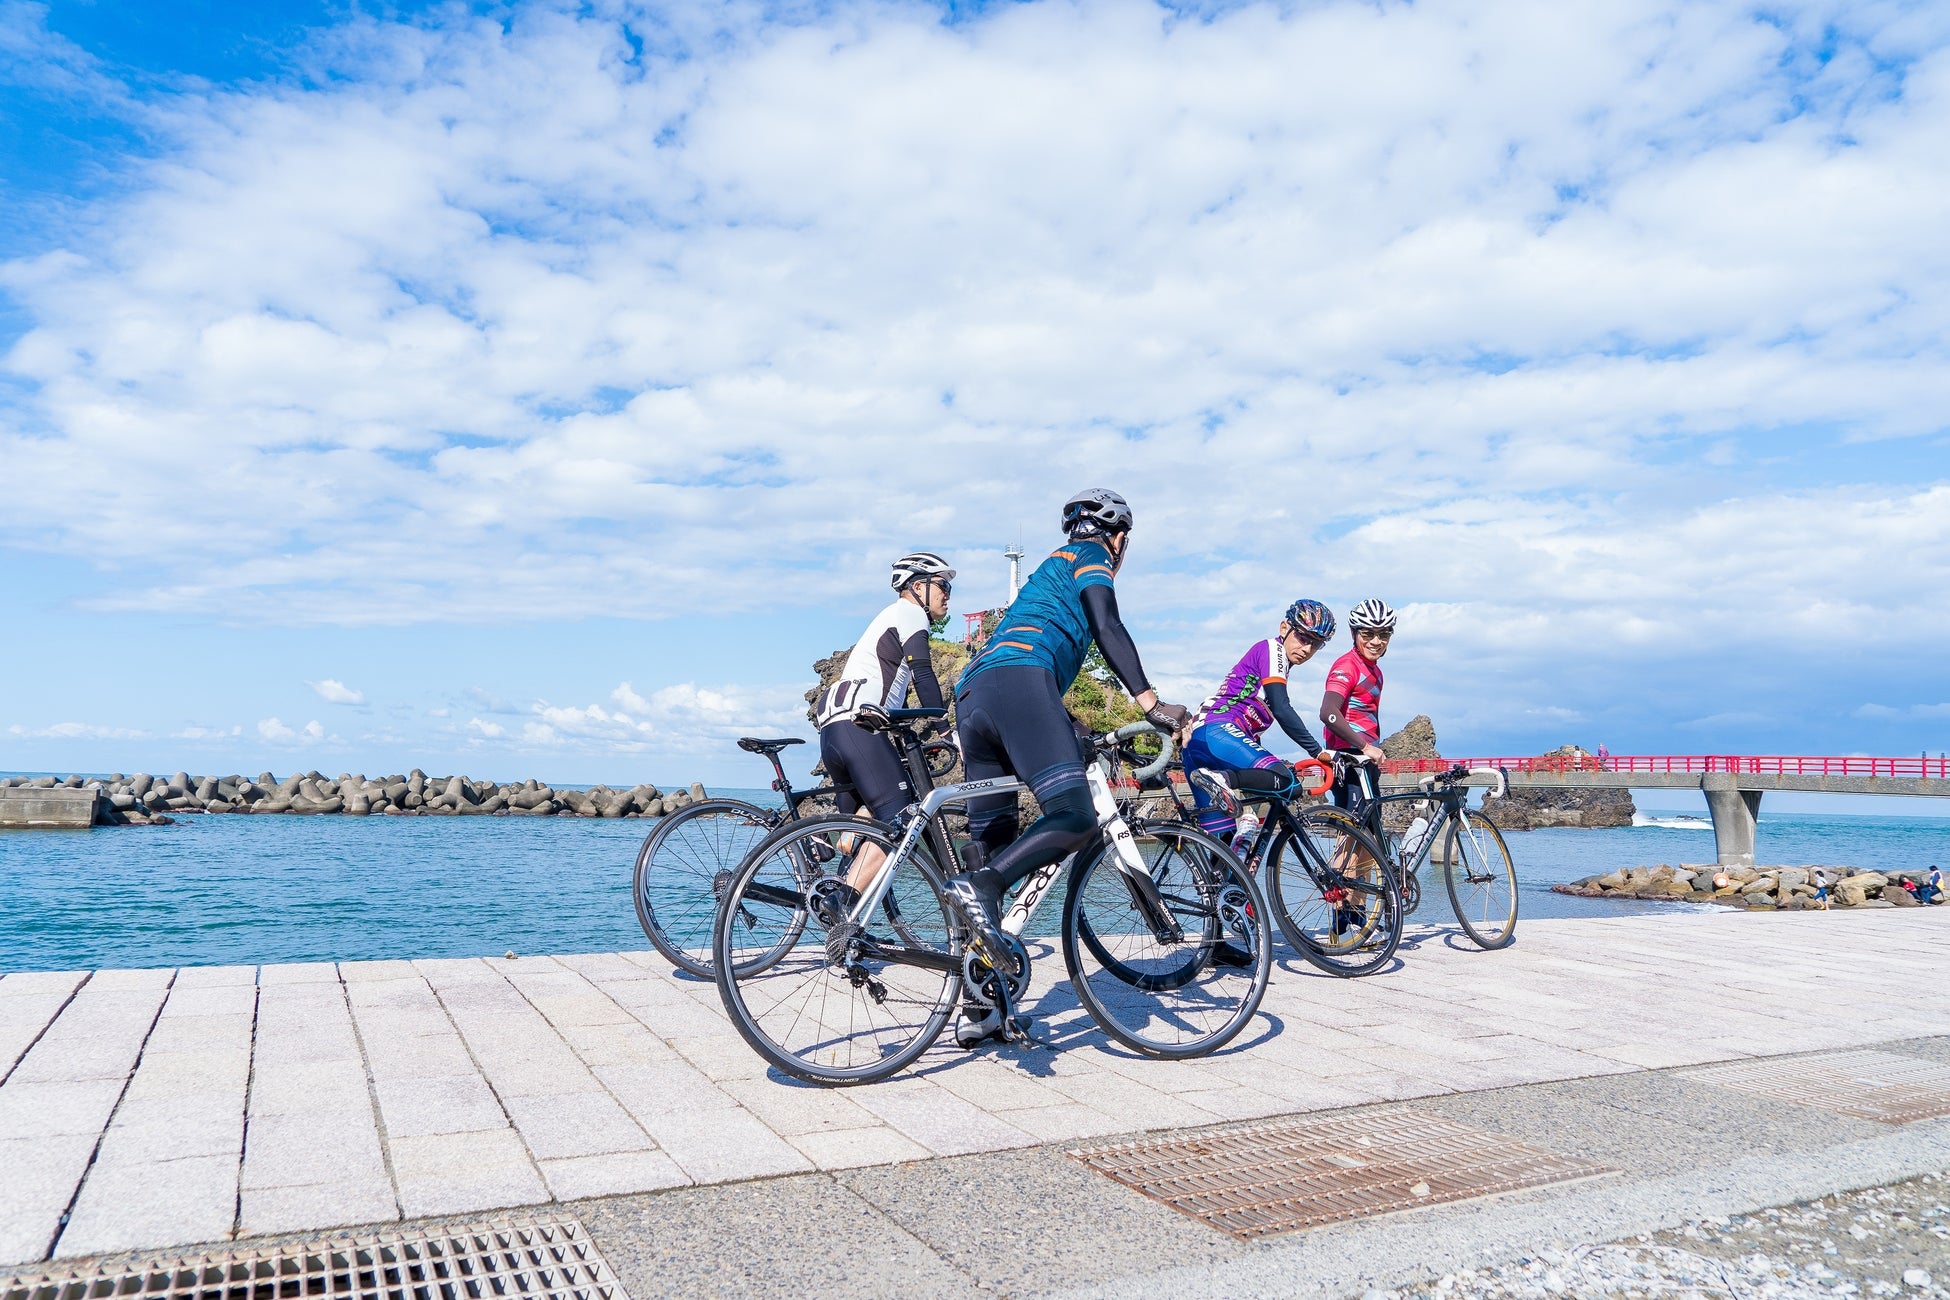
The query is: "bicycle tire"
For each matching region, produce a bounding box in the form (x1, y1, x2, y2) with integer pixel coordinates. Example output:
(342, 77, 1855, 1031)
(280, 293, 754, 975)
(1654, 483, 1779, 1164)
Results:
(1442, 808, 1519, 949)
(1269, 806, 1402, 977)
(1062, 824, 1271, 1059)
(632, 798, 781, 977)
(714, 814, 963, 1086)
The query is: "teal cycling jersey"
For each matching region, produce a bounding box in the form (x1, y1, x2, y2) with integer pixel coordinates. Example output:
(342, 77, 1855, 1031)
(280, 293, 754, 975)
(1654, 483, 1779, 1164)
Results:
(958, 539, 1118, 694)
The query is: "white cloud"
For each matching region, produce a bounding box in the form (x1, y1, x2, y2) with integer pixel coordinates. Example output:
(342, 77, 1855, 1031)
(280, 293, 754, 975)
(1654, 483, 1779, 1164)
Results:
(307, 678, 365, 705)
(1855, 702, 1950, 720)
(173, 725, 243, 740)
(7, 721, 150, 740)
(257, 717, 328, 743)
(449, 680, 805, 758)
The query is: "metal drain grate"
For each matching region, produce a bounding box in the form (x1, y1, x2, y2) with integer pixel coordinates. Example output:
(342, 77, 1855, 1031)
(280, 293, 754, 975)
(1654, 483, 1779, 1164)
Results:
(3, 1218, 626, 1300)
(1069, 1108, 1612, 1240)
(1682, 1049, 1950, 1124)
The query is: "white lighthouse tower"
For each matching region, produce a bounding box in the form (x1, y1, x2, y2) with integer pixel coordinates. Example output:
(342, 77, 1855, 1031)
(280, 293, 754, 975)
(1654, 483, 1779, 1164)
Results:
(1004, 539, 1025, 603)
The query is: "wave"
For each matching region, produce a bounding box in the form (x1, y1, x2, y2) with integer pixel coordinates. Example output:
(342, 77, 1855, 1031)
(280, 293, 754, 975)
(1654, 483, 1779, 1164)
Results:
(1632, 813, 1714, 831)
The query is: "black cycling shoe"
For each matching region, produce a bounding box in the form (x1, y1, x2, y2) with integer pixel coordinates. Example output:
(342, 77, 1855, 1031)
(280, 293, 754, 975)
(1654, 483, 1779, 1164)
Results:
(809, 878, 860, 928)
(1331, 904, 1366, 939)
(944, 870, 1008, 958)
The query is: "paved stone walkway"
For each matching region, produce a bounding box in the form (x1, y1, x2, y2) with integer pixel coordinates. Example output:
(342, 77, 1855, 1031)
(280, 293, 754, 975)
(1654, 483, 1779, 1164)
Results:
(3, 908, 1944, 1268)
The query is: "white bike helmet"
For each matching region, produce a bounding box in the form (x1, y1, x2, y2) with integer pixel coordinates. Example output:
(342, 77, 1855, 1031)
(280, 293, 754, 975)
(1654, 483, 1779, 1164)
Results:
(890, 551, 956, 591)
(1061, 488, 1133, 537)
(1347, 598, 1397, 631)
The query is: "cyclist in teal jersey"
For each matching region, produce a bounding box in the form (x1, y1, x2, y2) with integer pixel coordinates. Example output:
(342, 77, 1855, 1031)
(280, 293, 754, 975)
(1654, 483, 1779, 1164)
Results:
(947, 490, 1191, 1040)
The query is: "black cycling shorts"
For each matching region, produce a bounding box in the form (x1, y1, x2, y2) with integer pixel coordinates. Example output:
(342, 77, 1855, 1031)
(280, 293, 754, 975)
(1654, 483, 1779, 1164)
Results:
(955, 664, 1090, 837)
(819, 720, 913, 823)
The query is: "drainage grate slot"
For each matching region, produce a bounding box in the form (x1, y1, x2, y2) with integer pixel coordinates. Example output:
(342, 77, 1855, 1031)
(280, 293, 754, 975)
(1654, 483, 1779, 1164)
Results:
(1681, 1049, 1950, 1124)
(3, 1218, 627, 1300)
(1069, 1108, 1611, 1240)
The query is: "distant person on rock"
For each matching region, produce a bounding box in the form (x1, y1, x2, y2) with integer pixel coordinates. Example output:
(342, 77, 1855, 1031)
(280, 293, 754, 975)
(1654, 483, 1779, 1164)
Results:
(810, 551, 955, 898)
(1924, 866, 1944, 905)
(1813, 867, 1829, 910)
(1182, 599, 1336, 847)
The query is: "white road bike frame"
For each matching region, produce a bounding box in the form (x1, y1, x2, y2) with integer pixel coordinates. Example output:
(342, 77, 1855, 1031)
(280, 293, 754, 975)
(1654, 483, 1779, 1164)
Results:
(844, 760, 1155, 937)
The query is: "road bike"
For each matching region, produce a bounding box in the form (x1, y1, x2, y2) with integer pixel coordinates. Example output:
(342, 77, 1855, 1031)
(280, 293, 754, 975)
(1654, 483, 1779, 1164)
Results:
(1178, 763, 1405, 977)
(711, 710, 1273, 1085)
(630, 731, 955, 977)
(1329, 753, 1519, 949)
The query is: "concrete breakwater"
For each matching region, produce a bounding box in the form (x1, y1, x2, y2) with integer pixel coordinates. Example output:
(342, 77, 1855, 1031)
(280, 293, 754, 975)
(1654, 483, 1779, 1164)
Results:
(1555, 863, 1935, 909)
(0, 771, 708, 826)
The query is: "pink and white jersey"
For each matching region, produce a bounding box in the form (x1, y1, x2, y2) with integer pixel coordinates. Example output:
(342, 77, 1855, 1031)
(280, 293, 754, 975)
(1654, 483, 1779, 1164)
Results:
(1195, 638, 1290, 740)
(1321, 648, 1384, 749)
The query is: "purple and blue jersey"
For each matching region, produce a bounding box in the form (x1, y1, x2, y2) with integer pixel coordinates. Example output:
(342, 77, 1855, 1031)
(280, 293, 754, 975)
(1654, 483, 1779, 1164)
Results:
(1194, 638, 1293, 741)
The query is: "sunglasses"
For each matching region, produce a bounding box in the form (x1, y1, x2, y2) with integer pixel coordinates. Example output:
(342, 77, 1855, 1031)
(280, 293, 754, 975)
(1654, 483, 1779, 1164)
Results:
(1356, 628, 1393, 639)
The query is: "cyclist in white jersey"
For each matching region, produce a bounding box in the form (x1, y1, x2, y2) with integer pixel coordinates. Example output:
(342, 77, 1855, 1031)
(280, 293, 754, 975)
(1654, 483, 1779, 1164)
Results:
(811, 552, 955, 899)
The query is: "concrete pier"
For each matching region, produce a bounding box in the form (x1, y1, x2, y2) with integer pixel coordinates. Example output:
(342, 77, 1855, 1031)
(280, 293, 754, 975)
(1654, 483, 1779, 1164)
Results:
(1702, 776, 1763, 868)
(0, 787, 99, 828)
(3, 908, 1947, 1277)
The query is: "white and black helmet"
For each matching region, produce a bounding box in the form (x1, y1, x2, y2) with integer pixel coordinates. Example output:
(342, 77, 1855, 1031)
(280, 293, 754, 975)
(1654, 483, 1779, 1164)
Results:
(1061, 488, 1133, 537)
(890, 551, 956, 591)
(1347, 598, 1397, 631)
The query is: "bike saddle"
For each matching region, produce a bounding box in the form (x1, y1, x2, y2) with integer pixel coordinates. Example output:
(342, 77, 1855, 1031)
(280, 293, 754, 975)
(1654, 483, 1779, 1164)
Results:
(737, 737, 805, 755)
(885, 707, 947, 723)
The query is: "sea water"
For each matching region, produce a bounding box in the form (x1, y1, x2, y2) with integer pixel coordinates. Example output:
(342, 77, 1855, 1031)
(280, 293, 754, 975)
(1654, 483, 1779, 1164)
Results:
(1, 801, 1945, 973)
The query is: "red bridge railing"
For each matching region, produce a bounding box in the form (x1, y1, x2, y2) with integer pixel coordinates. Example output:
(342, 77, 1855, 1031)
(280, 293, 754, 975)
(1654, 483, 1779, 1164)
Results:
(1379, 755, 1950, 780)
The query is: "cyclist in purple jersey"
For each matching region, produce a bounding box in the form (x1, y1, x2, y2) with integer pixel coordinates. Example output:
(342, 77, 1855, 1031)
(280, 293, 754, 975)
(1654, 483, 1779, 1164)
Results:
(1183, 600, 1336, 841)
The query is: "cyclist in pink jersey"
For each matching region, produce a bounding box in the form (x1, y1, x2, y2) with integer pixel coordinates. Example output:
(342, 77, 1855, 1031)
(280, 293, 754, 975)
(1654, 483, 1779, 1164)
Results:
(1320, 598, 1393, 762)
(1317, 598, 1396, 934)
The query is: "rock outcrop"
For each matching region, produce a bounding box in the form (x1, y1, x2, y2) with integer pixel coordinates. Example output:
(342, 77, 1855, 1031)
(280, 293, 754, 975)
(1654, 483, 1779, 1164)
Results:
(1481, 744, 1635, 830)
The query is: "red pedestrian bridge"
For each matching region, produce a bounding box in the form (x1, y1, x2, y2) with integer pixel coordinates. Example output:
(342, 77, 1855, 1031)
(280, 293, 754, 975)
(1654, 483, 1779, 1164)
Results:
(1377, 754, 1950, 867)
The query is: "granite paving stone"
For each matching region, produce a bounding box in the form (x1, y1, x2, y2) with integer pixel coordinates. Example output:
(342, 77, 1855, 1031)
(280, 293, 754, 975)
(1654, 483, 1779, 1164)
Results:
(0, 973, 89, 1079)
(537, 1150, 690, 1200)
(388, 1129, 549, 1218)
(55, 1153, 238, 1258)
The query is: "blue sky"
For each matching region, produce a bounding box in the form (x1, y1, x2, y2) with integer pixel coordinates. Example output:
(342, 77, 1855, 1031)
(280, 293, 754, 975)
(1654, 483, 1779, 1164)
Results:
(2, 0, 1948, 793)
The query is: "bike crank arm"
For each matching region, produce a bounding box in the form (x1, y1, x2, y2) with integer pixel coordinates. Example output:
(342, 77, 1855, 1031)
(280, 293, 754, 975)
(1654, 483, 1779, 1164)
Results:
(849, 935, 960, 976)
(743, 880, 808, 912)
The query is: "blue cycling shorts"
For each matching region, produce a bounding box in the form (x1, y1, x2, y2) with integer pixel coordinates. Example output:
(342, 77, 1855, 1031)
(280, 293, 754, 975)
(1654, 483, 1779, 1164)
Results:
(1182, 721, 1284, 839)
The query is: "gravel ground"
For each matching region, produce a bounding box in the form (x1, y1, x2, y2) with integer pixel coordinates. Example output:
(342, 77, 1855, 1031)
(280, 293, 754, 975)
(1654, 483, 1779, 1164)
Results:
(1373, 1171, 1950, 1299)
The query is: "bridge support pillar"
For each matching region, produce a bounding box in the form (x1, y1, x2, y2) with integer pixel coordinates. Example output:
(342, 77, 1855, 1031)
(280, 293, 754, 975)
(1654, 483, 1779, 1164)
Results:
(1702, 776, 1761, 868)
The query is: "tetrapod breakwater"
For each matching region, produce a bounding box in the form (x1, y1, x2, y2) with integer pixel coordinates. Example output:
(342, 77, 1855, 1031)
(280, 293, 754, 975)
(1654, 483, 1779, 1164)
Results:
(0, 771, 707, 826)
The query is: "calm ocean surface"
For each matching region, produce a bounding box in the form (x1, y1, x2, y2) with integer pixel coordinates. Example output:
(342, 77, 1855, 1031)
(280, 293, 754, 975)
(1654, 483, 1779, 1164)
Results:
(2, 798, 1945, 973)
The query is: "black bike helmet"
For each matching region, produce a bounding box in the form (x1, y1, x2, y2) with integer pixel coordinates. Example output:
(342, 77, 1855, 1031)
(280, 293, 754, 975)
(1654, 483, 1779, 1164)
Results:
(1061, 488, 1133, 537)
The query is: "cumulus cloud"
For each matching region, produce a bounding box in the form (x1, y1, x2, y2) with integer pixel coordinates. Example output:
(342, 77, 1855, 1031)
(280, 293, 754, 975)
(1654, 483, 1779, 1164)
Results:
(308, 678, 366, 705)
(452, 680, 806, 757)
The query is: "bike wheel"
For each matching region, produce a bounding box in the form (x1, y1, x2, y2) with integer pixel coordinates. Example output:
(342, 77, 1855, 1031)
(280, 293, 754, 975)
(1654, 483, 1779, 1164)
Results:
(1063, 825, 1271, 1059)
(1269, 807, 1402, 977)
(714, 814, 962, 1086)
(1443, 809, 1519, 949)
(632, 799, 778, 977)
